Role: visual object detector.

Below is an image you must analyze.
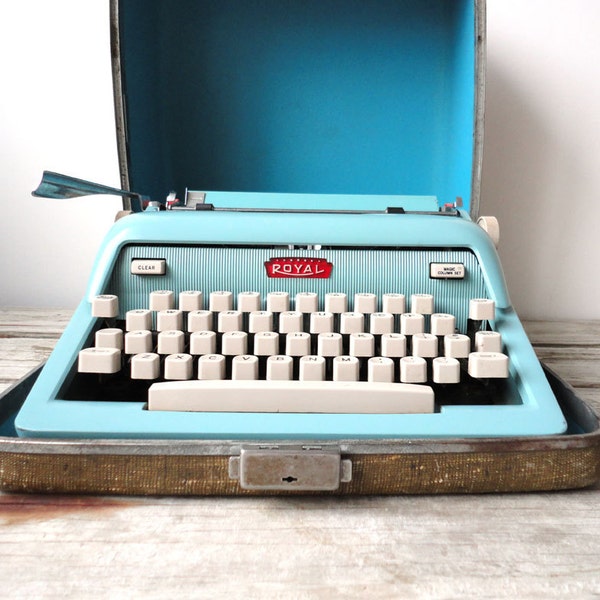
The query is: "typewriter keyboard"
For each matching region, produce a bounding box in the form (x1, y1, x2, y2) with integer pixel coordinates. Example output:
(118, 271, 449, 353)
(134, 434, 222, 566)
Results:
(66, 290, 511, 414)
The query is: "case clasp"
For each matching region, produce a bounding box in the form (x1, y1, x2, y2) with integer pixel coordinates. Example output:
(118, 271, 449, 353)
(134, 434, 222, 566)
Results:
(229, 445, 352, 491)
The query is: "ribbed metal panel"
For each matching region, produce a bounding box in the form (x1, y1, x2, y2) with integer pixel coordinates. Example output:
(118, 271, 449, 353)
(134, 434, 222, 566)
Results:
(109, 245, 487, 333)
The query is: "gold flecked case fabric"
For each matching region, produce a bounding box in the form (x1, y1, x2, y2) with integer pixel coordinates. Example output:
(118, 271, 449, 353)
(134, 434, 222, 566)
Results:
(2, 444, 598, 495)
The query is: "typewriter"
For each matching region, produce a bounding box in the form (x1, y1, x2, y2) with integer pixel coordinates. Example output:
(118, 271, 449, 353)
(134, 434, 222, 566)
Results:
(14, 178, 567, 440)
(14, 0, 568, 441)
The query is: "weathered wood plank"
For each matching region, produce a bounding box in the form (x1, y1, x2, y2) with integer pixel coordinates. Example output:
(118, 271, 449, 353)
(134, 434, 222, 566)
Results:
(524, 319, 600, 347)
(534, 347, 600, 389)
(0, 338, 55, 393)
(0, 308, 72, 338)
(0, 310, 68, 392)
(0, 493, 599, 598)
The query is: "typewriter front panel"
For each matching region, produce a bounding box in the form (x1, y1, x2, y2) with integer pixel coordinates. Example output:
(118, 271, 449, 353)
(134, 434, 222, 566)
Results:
(107, 244, 487, 334)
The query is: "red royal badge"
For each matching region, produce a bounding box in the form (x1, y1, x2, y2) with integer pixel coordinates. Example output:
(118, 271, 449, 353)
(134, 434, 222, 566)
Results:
(264, 257, 333, 279)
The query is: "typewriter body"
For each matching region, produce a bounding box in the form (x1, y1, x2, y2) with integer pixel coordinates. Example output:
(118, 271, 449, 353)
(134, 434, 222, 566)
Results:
(15, 189, 567, 439)
(15, 1, 569, 453)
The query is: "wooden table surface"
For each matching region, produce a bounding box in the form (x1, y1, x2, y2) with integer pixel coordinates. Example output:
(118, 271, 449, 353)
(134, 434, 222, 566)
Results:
(0, 308, 599, 598)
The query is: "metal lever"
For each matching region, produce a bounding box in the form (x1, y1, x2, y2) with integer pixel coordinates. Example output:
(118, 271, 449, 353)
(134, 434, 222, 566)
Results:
(32, 171, 149, 212)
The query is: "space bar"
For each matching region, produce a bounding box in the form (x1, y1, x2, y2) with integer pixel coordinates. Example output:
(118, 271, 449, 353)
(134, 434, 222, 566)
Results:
(147, 380, 435, 414)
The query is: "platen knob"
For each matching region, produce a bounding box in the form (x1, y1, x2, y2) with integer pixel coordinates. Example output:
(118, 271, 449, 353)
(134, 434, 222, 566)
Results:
(477, 216, 500, 247)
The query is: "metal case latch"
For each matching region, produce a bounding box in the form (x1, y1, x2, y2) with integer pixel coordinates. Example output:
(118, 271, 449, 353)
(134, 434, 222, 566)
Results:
(229, 445, 352, 491)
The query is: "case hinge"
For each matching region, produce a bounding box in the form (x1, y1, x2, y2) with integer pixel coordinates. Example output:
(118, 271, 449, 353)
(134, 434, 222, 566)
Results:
(229, 445, 352, 491)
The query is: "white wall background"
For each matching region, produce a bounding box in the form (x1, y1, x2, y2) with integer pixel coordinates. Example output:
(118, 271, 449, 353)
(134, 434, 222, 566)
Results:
(481, 0, 600, 321)
(1, 0, 599, 320)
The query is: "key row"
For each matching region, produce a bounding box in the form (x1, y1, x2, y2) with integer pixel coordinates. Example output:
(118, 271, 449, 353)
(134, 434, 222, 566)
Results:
(92, 293, 496, 321)
(78, 350, 509, 383)
(123, 309, 462, 335)
(122, 308, 496, 336)
(95, 328, 504, 357)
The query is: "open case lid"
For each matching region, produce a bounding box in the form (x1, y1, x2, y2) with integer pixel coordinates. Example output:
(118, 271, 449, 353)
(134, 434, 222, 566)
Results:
(111, 0, 485, 217)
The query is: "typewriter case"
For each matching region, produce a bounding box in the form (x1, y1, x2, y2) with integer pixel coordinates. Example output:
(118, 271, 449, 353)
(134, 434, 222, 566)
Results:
(1, 0, 599, 495)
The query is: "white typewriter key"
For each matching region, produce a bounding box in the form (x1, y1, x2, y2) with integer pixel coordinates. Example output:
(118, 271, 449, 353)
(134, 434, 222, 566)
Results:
(279, 311, 303, 333)
(381, 333, 407, 357)
(266, 355, 293, 380)
(187, 310, 213, 332)
(475, 331, 503, 353)
(400, 313, 425, 335)
(410, 294, 434, 315)
(333, 356, 360, 381)
(430, 313, 456, 336)
(221, 331, 248, 356)
(78, 347, 121, 374)
(189, 330, 217, 355)
(354, 293, 377, 314)
(340, 312, 364, 334)
(217, 310, 243, 332)
(164, 353, 193, 380)
(197, 354, 226, 380)
(237, 291, 261, 313)
(157, 330, 185, 355)
(382, 293, 406, 315)
(91, 294, 119, 318)
(295, 292, 318, 313)
(209, 290, 233, 312)
(95, 328, 124, 350)
(157, 309, 183, 332)
(310, 312, 334, 334)
(286, 332, 311, 356)
(368, 356, 395, 383)
(412, 333, 438, 358)
(317, 332, 343, 357)
(232, 355, 259, 380)
(299, 356, 326, 381)
(432, 357, 461, 384)
(125, 309, 152, 331)
(150, 290, 175, 311)
(324, 292, 347, 314)
(469, 298, 495, 321)
(130, 352, 160, 380)
(400, 356, 427, 383)
(266, 291, 290, 313)
(468, 352, 509, 378)
(349, 333, 375, 357)
(444, 334, 471, 358)
(124, 330, 153, 354)
(249, 311, 273, 333)
(179, 290, 203, 312)
(370, 312, 394, 335)
(253, 331, 279, 356)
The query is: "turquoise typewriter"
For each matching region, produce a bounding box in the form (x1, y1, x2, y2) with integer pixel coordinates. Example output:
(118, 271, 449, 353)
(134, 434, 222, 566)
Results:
(15, 0, 568, 442)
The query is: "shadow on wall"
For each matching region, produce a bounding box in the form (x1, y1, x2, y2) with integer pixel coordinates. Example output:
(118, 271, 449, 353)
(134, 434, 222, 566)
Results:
(480, 55, 594, 320)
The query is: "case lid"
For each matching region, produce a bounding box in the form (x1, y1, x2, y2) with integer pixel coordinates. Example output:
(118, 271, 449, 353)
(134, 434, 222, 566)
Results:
(112, 0, 485, 216)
